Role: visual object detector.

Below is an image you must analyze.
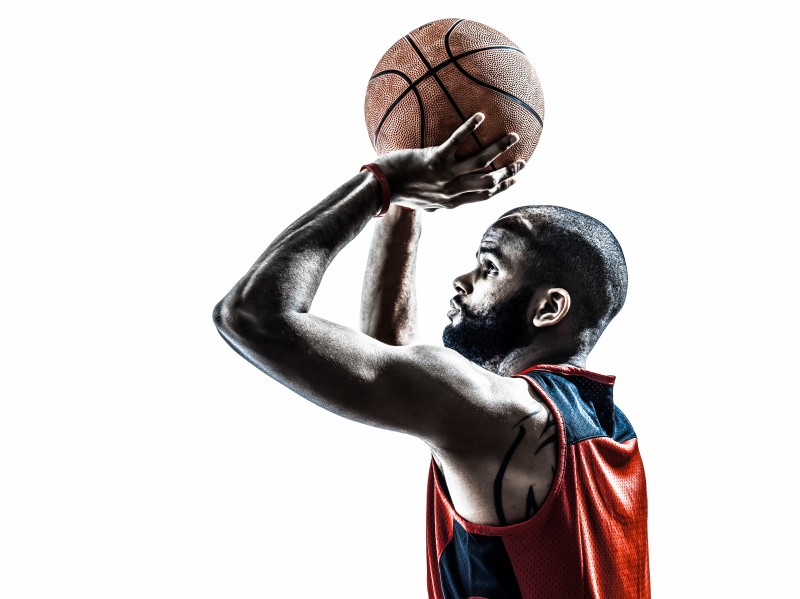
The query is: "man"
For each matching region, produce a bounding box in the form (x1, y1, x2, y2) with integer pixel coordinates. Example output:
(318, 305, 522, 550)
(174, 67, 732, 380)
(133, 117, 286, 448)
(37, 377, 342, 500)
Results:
(213, 113, 649, 598)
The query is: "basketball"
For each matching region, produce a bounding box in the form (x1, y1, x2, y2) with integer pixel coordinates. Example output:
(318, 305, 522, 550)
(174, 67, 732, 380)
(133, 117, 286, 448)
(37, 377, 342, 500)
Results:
(364, 18, 544, 168)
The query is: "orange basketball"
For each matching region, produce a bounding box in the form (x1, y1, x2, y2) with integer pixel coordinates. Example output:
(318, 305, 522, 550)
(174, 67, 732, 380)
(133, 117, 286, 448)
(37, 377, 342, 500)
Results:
(364, 18, 544, 168)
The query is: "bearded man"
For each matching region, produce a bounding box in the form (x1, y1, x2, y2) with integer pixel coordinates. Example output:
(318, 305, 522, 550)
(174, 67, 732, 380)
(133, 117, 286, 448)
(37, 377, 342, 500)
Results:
(213, 114, 650, 598)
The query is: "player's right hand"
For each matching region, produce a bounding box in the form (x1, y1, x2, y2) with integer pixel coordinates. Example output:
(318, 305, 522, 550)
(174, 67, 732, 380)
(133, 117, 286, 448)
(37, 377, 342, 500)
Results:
(373, 113, 525, 212)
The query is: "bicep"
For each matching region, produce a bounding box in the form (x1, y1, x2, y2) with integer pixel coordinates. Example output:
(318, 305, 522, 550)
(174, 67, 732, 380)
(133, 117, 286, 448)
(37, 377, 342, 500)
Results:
(215, 308, 508, 445)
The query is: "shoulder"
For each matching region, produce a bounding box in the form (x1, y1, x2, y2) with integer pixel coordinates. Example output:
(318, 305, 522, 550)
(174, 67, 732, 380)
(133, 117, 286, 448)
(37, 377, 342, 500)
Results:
(386, 345, 552, 447)
(400, 350, 553, 452)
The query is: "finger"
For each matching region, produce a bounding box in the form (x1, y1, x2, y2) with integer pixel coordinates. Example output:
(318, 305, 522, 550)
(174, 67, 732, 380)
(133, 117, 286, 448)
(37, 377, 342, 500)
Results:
(444, 178, 517, 208)
(446, 160, 525, 196)
(436, 113, 485, 158)
(456, 132, 520, 174)
(450, 177, 517, 207)
(442, 161, 522, 208)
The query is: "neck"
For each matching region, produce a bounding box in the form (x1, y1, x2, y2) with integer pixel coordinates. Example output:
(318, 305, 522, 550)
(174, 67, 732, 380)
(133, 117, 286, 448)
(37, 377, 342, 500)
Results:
(482, 345, 587, 377)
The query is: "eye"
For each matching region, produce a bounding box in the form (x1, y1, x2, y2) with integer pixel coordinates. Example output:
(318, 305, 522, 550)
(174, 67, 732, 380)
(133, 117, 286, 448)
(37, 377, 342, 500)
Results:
(481, 260, 499, 277)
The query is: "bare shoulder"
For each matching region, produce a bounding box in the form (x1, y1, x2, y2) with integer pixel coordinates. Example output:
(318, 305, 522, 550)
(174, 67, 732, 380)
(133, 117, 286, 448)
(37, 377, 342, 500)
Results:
(399, 345, 550, 447)
(429, 374, 558, 526)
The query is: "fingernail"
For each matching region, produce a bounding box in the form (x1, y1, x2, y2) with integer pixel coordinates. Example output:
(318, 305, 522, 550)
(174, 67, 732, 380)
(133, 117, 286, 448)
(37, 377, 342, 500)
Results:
(475, 113, 485, 123)
(518, 160, 526, 170)
(509, 133, 520, 144)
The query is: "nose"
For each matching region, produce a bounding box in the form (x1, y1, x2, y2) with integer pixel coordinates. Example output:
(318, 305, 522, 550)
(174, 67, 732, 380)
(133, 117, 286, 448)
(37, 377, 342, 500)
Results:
(453, 272, 472, 295)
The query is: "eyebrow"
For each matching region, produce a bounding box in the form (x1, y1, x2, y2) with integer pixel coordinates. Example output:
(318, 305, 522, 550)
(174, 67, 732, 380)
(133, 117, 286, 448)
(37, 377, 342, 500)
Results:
(476, 245, 505, 261)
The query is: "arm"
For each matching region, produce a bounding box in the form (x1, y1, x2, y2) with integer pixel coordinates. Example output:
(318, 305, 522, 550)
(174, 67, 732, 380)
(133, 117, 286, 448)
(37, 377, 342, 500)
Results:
(213, 115, 524, 446)
(359, 206, 421, 345)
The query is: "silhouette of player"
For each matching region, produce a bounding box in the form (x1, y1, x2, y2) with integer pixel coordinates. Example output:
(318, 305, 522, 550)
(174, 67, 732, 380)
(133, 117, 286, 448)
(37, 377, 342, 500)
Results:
(214, 114, 650, 598)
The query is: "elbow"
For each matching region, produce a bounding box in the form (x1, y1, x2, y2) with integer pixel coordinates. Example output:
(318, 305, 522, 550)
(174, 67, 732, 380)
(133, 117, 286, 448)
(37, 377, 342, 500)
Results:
(211, 297, 241, 340)
(212, 298, 284, 374)
(213, 298, 236, 334)
(212, 296, 258, 336)
(212, 296, 271, 355)
(212, 295, 291, 342)
(212, 296, 256, 340)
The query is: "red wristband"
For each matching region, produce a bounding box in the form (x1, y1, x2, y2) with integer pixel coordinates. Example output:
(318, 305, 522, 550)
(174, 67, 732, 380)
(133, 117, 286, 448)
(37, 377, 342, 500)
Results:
(360, 163, 392, 217)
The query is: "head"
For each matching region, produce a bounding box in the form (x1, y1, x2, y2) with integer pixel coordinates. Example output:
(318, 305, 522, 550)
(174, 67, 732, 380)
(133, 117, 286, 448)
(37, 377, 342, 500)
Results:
(442, 206, 628, 373)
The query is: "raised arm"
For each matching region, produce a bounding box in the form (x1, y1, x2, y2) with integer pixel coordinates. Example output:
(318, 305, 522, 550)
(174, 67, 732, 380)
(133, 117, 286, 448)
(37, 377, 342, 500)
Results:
(360, 207, 421, 345)
(213, 115, 525, 446)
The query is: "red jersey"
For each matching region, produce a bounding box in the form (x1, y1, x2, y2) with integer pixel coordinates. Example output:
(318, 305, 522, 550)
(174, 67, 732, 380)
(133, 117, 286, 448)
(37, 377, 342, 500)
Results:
(426, 364, 650, 598)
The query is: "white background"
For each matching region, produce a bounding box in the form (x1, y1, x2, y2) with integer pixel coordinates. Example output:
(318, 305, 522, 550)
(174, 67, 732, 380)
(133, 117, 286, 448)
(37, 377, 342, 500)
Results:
(1, 0, 797, 597)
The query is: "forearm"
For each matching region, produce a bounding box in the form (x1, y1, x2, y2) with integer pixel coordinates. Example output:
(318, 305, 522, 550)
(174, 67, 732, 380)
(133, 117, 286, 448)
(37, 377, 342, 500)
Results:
(212, 114, 523, 436)
(216, 170, 381, 330)
(215, 113, 519, 352)
(360, 206, 421, 345)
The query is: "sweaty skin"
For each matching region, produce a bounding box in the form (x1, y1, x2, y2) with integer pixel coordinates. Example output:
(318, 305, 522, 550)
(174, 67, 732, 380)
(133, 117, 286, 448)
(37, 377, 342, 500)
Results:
(214, 114, 562, 526)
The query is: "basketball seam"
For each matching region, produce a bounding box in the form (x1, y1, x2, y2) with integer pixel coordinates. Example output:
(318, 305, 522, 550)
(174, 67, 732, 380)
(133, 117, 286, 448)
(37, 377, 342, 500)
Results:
(444, 19, 544, 128)
(440, 19, 496, 169)
(368, 45, 525, 83)
(370, 45, 525, 147)
(370, 70, 425, 149)
(403, 33, 486, 154)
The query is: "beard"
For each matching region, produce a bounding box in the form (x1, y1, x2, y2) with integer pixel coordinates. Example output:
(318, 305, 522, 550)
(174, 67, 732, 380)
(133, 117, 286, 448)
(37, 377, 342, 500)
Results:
(442, 287, 534, 370)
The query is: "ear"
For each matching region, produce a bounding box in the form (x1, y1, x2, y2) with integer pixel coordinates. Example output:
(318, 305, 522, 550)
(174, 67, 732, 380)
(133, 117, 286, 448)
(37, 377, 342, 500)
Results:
(530, 287, 571, 328)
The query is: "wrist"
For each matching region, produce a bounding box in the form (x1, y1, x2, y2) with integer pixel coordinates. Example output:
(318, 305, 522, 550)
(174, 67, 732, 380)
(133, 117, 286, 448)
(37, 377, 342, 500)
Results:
(360, 163, 392, 217)
(370, 156, 417, 213)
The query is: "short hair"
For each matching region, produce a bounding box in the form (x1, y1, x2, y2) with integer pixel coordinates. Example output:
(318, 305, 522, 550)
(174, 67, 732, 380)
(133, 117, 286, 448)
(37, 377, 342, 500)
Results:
(497, 206, 628, 351)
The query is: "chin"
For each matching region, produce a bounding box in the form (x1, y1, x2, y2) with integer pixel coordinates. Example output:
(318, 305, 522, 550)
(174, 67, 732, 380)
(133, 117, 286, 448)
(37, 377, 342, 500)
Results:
(442, 310, 533, 371)
(442, 324, 457, 349)
(442, 323, 481, 363)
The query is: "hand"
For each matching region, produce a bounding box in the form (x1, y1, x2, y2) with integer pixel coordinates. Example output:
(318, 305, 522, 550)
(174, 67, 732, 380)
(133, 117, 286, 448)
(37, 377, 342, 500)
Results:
(373, 113, 525, 212)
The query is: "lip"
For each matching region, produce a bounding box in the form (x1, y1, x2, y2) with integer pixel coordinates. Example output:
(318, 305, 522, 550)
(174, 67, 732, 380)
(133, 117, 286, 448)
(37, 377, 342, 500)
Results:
(447, 298, 460, 320)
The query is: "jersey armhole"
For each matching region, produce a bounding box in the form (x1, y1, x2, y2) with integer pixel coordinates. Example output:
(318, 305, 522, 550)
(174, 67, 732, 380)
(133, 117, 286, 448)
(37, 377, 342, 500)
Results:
(512, 373, 568, 522)
(430, 373, 570, 535)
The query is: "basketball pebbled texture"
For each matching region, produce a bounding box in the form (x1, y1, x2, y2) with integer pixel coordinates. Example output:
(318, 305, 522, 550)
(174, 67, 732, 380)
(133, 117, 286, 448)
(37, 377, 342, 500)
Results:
(365, 18, 544, 168)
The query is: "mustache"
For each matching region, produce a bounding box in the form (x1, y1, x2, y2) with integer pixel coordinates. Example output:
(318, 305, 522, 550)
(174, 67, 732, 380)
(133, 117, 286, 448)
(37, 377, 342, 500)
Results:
(450, 295, 478, 319)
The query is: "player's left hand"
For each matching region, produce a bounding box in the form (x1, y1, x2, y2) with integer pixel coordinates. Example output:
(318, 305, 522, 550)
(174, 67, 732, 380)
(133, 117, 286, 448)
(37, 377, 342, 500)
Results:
(373, 113, 525, 212)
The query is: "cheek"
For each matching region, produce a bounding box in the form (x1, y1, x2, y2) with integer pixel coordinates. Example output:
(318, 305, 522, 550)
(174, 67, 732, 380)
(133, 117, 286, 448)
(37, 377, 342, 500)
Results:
(466, 282, 503, 311)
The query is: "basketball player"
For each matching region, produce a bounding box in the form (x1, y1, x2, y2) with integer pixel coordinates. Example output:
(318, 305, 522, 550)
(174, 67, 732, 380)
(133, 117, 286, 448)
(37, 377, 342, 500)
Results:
(213, 113, 650, 598)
